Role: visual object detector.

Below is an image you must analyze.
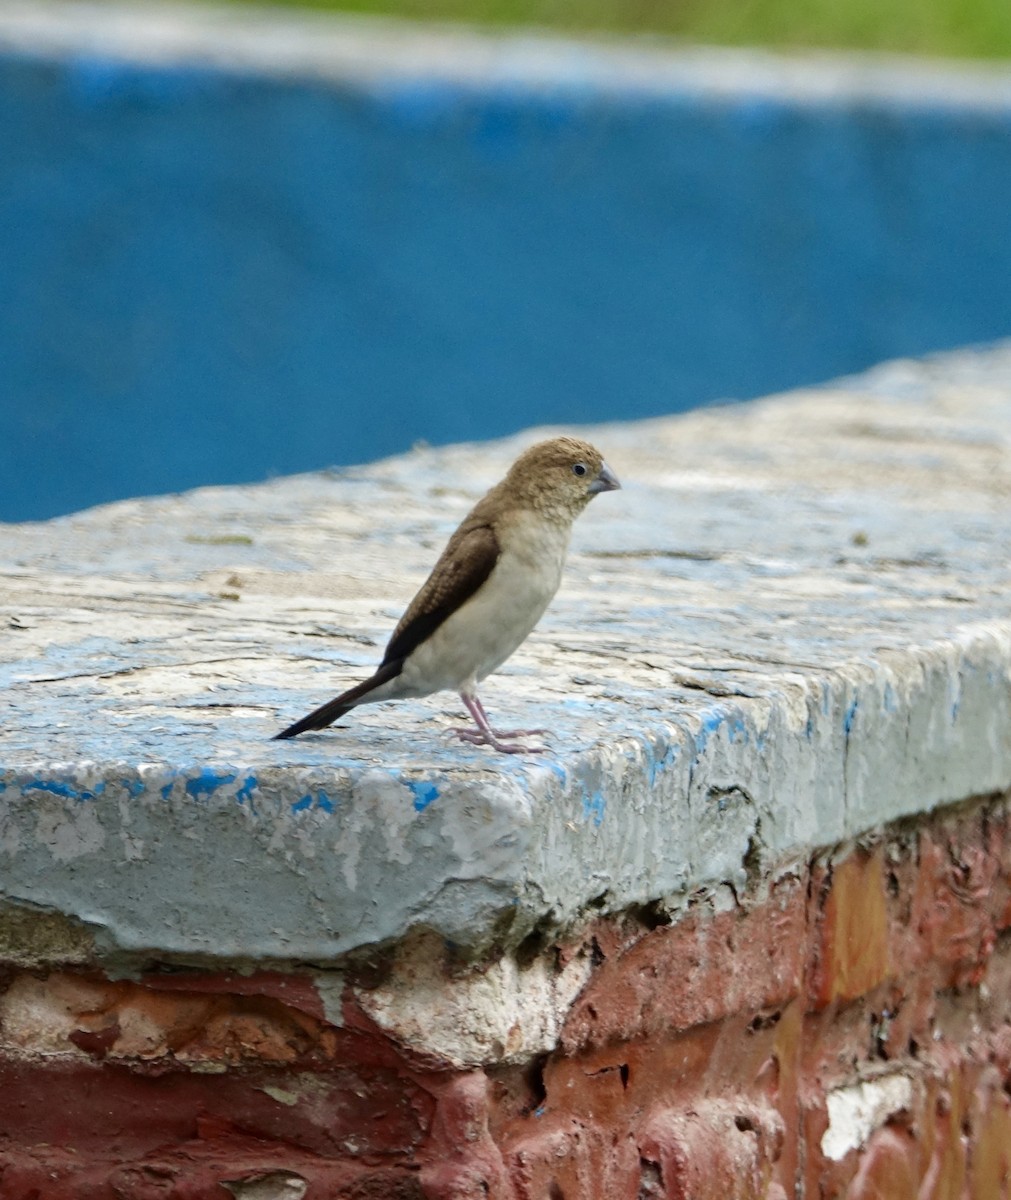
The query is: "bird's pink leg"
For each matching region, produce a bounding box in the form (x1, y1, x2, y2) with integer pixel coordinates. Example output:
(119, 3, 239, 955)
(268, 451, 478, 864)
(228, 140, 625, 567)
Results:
(469, 694, 546, 739)
(451, 693, 546, 755)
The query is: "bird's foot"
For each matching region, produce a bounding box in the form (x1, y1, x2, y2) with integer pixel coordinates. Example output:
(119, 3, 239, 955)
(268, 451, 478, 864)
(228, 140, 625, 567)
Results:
(450, 727, 547, 755)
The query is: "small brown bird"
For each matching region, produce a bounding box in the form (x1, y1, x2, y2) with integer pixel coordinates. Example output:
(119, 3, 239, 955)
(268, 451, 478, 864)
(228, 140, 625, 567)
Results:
(275, 437, 620, 753)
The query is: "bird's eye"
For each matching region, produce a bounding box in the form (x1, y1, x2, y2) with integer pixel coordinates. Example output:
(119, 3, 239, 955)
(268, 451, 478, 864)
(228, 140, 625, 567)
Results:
(572, 462, 587, 477)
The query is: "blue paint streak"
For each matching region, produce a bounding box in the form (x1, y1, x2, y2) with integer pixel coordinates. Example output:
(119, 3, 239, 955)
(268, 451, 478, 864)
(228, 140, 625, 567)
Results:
(291, 789, 336, 814)
(235, 774, 257, 805)
(409, 781, 440, 812)
(883, 683, 898, 713)
(582, 790, 606, 828)
(184, 769, 236, 800)
(695, 707, 747, 756)
(645, 738, 678, 787)
(24, 778, 104, 802)
(844, 698, 859, 736)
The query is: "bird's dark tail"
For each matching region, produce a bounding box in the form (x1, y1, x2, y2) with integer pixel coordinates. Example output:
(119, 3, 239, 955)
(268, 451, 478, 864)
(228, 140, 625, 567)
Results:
(273, 660, 403, 740)
(274, 697, 355, 740)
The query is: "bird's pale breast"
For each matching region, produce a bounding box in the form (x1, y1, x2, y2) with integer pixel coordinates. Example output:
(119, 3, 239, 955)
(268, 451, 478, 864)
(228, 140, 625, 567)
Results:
(397, 512, 570, 696)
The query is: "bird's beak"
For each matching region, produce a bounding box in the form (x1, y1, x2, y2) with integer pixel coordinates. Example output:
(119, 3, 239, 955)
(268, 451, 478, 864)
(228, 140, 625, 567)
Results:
(588, 461, 621, 494)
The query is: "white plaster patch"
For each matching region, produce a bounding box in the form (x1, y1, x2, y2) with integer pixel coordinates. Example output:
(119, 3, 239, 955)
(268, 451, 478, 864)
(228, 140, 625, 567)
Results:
(0, 972, 101, 1054)
(259, 1085, 300, 1107)
(220, 1172, 307, 1200)
(312, 970, 346, 1027)
(355, 938, 592, 1067)
(821, 1073, 915, 1161)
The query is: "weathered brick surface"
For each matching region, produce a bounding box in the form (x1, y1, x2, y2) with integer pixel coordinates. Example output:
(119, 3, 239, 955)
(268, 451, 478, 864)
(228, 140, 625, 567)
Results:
(1, 793, 1010, 1198)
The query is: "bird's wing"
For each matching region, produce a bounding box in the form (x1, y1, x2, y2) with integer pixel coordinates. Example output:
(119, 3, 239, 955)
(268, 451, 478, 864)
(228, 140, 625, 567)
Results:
(382, 521, 501, 667)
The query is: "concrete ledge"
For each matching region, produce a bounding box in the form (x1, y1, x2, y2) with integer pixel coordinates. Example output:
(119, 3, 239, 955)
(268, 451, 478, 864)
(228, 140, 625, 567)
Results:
(2, 343, 1010, 975)
(6, 0, 1011, 103)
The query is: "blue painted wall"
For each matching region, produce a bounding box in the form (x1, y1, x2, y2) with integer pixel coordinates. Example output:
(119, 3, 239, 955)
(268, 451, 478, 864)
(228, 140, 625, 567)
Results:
(2, 48, 1011, 521)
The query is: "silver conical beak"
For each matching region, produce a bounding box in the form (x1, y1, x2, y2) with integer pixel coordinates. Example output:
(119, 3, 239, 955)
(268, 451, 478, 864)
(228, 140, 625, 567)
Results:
(588, 461, 621, 494)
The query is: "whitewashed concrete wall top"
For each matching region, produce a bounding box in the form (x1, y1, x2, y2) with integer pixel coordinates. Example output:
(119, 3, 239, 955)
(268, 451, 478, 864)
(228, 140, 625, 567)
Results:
(5, 0, 1011, 106)
(1, 344, 1010, 969)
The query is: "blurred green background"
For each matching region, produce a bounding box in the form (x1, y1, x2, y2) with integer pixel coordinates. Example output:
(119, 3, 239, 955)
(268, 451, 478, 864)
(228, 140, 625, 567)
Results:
(215, 0, 1011, 59)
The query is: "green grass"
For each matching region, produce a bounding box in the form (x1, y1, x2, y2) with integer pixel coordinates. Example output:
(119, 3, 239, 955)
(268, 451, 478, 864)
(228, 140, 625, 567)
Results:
(215, 0, 1011, 59)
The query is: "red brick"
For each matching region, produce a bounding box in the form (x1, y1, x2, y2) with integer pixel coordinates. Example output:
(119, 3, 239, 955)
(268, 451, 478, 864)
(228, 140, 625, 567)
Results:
(909, 822, 1000, 988)
(2, 791, 1011, 1200)
(138, 968, 330, 1022)
(637, 1101, 784, 1200)
(845, 1129, 920, 1200)
(0, 1058, 432, 1161)
(917, 1071, 970, 1200)
(0, 1141, 423, 1200)
(418, 1073, 513, 1200)
(966, 1067, 1011, 1197)
(809, 847, 891, 1008)
(562, 875, 807, 1050)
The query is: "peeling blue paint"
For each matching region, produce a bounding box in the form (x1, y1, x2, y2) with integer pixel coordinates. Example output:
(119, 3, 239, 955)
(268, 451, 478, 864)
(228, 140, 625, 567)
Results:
(645, 738, 679, 787)
(235, 774, 258, 805)
(546, 762, 568, 786)
(23, 778, 105, 802)
(582, 790, 606, 827)
(409, 781, 440, 812)
(695, 707, 748, 756)
(184, 769, 236, 801)
(291, 790, 336, 814)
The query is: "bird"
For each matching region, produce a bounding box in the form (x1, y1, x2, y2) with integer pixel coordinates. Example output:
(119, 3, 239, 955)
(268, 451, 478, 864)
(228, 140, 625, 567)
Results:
(274, 436, 620, 754)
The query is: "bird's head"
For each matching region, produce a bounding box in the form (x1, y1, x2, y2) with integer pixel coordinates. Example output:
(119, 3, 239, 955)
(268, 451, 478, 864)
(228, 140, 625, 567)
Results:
(505, 436, 621, 521)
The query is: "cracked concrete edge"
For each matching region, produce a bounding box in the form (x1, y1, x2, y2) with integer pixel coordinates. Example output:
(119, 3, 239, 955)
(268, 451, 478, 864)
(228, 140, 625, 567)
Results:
(0, 620, 1008, 976)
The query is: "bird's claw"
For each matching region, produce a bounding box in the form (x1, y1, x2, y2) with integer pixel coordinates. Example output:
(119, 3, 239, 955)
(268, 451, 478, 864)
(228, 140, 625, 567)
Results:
(450, 727, 547, 755)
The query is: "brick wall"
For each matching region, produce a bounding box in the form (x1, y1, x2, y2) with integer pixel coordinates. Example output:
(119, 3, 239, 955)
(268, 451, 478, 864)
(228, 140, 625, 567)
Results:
(1, 788, 1009, 1199)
